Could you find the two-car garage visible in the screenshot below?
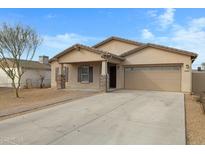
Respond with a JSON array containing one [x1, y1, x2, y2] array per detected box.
[[118, 42, 198, 93], [124, 65, 181, 92]]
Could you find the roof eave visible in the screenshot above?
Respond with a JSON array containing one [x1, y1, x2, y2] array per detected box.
[[107, 54, 125, 61], [121, 43, 198, 59], [147, 43, 198, 58], [49, 43, 125, 62], [93, 36, 144, 48]]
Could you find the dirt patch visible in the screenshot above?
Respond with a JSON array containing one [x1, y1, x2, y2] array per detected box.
[[185, 94, 205, 144], [0, 88, 99, 120]]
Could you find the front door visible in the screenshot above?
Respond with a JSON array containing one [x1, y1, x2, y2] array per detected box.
[[109, 65, 116, 88]]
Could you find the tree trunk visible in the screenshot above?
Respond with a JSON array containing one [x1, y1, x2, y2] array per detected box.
[[15, 87, 20, 98], [16, 77, 21, 98], [12, 79, 20, 98]]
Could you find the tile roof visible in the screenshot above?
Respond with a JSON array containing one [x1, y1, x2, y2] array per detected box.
[[49, 44, 125, 63], [20, 59, 50, 70], [92, 36, 144, 48], [1, 58, 50, 70], [120, 43, 198, 60], [49, 36, 198, 63]]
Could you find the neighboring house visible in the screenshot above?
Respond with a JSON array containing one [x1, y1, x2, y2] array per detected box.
[[49, 36, 197, 93], [0, 56, 51, 88]]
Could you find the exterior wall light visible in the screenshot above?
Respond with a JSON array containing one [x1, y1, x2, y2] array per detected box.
[[185, 64, 190, 72]]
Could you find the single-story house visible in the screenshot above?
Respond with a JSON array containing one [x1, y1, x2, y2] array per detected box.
[[49, 36, 198, 93], [0, 56, 51, 88]]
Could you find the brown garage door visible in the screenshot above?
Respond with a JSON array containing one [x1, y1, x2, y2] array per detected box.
[[124, 66, 181, 92]]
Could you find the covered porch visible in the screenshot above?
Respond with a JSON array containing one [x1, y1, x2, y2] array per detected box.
[[50, 44, 124, 92], [56, 59, 124, 92]]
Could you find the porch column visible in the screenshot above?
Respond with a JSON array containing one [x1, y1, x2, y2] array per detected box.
[[57, 63, 65, 89], [60, 63, 64, 75], [100, 61, 108, 92], [101, 61, 107, 75]]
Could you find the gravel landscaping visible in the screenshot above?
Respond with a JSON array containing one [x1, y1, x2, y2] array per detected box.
[[0, 88, 99, 120], [185, 94, 205, 144]]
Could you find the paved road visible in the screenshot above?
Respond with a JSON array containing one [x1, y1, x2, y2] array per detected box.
[[0, 90, 185, 144]]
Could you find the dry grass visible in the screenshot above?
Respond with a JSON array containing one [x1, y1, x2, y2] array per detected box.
[[0, 87, 99, 120], [185, 94, 205, 144]]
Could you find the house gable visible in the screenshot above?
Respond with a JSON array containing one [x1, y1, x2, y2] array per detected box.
[[49, 44, 124, 64], [123, 47, 192, 66], [93, 36, 143, 56], [121, 43, 197, 61], [57, 48, 104, 64], [122, 46, 194, 93], [95, 39, 141, 56]]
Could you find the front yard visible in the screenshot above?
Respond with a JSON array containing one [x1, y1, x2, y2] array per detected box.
[[0, 87, 99, 120], [1, 87, 205, 144], [185, 94, 205, 144]]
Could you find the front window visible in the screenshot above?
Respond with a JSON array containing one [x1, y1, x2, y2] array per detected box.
[[80, 66, 89, 83]]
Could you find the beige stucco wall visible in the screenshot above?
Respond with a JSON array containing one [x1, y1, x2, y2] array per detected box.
[[122, 47, 192, 92], [58, 48, 103, 63], [21, 68, 51, 88], [116, 64, 124, 89], [66, 62, 101, 90], [0, 68, 15, 87], [95, 40, 139, 55], [51, 61, 101, 90], [0, 67, 51, 88], [51, 61, 60, 87], [51, 47, 124, 90], [108, 57, 122, 64], [51, 48, 105, 89]]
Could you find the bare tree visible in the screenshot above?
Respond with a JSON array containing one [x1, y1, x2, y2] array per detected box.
[[0, 23, 42, 98]]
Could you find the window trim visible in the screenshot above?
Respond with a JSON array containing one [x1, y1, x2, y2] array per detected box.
[[80, 65, 90, 83]]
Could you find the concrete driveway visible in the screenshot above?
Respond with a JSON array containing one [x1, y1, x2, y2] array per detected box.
[[0, 90, 185, 145]]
